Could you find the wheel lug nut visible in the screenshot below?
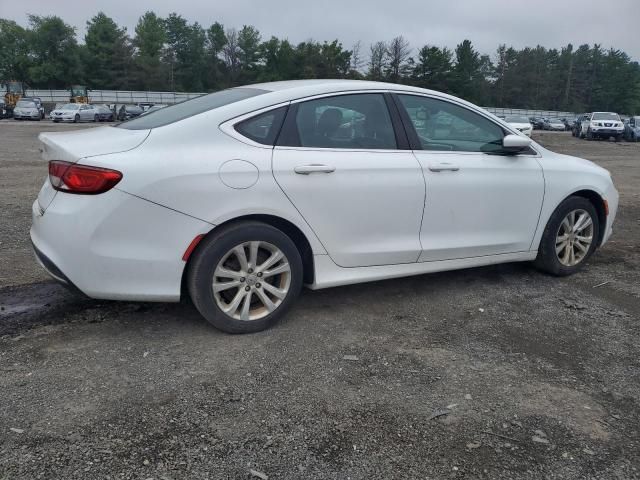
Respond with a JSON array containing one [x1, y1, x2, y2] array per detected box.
[[245, 286, 250, 292], [256, 283, 261, 288], [240, 277, 245, 282], [257, 272, 262, 277], [248, 268, 254, 274]]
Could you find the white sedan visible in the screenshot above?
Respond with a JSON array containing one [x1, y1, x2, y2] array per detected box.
[[49, 103, 100, 123], [504, 115, 533, 136], [31, 80, 619, 333]]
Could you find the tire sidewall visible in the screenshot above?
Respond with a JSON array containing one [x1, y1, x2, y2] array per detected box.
[[536, 197, 600, 276], [188, 222, 303, 333]]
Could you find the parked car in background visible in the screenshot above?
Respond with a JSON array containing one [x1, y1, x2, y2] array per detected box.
[[577, 113, 593, 138], [530, 117, 545, 130], [572, 114, 589, 137], [95, 104, 115, 122], [561, 118, 572, 131], [13, 98, 42, 120], [31, 80, 618, 334], [50, 103, 100, 123], [141, 104, 168, 116], [0, 99, 6, 119], [543, 118, 566, 131], [118, 104, 144, 121], [504, 115, 533, 136], [584, 112, 624, 141], [623, 116, 639, 142]]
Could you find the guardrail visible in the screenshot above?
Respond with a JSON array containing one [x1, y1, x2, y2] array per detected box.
[[26, 89, 205, 105], [24, 89, 578, 118], [484, 107, 577, 119]]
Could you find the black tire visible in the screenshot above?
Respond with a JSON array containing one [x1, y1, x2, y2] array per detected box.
[[94, 114, 98, 122], [74, 114, 79, 123], [187, 221, 303, 333], [586, 129, 593, 140], [534, 196, 600, 276]]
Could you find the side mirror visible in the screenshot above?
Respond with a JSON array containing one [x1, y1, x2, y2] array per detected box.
[[502, 134, 531, 154]]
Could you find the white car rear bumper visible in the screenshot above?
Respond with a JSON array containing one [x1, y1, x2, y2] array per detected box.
[[30, 187, 212, 301]]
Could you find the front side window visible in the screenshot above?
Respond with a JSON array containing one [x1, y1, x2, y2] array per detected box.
[[398, 95, 505, 153], [288, 94, 397, 150], [235, 107, 286, 145]]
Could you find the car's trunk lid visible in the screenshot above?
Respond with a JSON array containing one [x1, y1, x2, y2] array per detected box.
[[37, 126, 150, 212]]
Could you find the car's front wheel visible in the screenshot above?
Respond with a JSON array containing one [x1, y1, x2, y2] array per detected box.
[[187, 221, 303, 333], [535, 196, 600, 276]]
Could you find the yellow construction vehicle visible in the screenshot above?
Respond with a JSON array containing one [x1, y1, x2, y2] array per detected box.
[[3, 80, 26, 117], [69, 85, 89, 103]]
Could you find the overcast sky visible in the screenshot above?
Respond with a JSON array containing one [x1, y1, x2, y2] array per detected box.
[[2, 0, 638, 62]]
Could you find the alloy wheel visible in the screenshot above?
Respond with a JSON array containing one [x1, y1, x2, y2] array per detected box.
[[212, 241, 291, 321], [555, 209, 594, 266]]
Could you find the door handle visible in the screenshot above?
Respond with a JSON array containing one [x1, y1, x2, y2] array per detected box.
[[428, 162, 459, 172], [294, 164, 336, 175]]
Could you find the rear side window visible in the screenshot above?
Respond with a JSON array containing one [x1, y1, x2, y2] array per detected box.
[[235, 107, 287, 145], [280, 94, 397, 150], [118, 88, 268, 130]]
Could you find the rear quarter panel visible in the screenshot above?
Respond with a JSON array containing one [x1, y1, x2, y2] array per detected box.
[[80, 116, 327, 255]]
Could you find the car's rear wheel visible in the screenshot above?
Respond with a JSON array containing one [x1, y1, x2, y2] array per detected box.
[[74, 114, 79, 123], [187, 221, 303, 333], [94, 114, 98, 122], [535, 196, 599, 276]]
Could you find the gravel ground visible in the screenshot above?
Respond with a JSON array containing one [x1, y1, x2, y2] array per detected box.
[[1, 122, 639, 479]]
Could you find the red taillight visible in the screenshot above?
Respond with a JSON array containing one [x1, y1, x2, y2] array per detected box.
[[49, 160, 122, 194]]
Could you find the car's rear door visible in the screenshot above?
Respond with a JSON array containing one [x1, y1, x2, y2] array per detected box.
[[393, 93, 544, 262], [272, 92, 426, 268]]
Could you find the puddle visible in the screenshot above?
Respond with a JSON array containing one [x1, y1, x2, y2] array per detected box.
[[0, 282, 94, 336]]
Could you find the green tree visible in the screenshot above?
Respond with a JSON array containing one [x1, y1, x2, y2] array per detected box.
[[133, 11, 167, 90], [237, 25, 261, 83], [206, 22, 227, 88], [84, 12, 133, 89], [451, 39, 488, 103], [27, 15, 82, 88], [412, 45, 453, 92], [0, 19, 31, 82], [163, 13, 206, 91]]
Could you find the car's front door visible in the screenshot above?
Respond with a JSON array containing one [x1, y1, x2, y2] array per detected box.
[[79, 105, 90, 121], [272, 92, 426, 268], [394, 94, 545, 262]]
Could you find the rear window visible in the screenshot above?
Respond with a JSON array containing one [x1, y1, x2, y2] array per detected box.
[[118, 88, 268, 130]]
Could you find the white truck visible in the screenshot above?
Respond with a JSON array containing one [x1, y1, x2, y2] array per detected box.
[[580, 112, 624, 141]]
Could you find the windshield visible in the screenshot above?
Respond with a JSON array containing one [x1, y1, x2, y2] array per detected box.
[[505, 116, 530, 123], [16, 100, 36, 108], [118, 87, 268, 130], [592, 112, 620, 121], [60, 104, 79, 110]]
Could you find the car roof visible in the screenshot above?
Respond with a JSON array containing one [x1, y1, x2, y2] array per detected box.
[[210, 79, 492, 122], [248, 79, 437, 97]]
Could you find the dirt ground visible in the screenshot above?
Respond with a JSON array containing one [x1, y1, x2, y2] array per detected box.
[[1, 121, 639, 479]]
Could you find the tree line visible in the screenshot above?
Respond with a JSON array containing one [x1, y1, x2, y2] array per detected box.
[[1, 12, 639, 113]]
